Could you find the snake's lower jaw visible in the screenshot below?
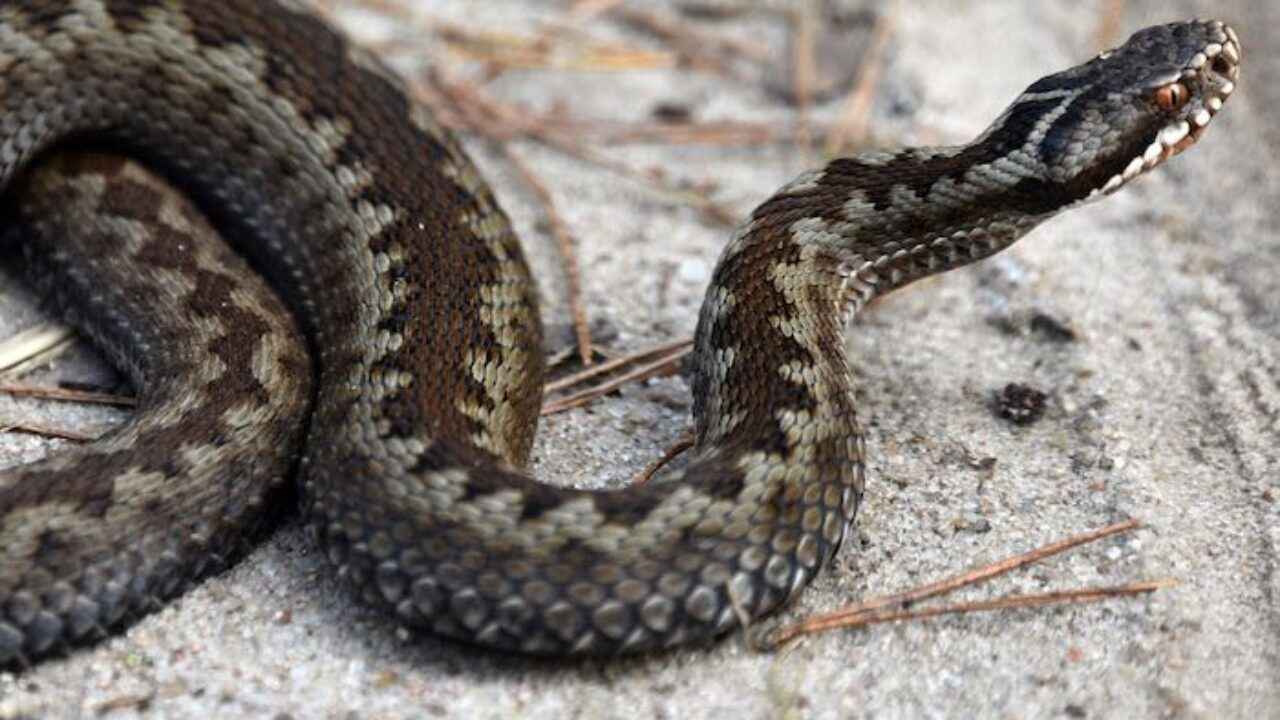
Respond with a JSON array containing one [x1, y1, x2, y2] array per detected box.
[[1171, 128, 1206, 158], [1100, 100, 1232, 197]]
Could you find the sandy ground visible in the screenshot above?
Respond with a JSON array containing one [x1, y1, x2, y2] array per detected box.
[[0, 1, 1276, 718]]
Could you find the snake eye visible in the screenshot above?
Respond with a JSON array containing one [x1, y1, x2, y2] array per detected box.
[[1154, 82, 1190, 111]]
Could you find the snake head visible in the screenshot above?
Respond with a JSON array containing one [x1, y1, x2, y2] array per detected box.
[[1005, 19, 1240, 204]]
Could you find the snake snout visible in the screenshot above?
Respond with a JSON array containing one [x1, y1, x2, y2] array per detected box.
[[1177, 22, 1241, 152], [1089, 20, 1241, 198]]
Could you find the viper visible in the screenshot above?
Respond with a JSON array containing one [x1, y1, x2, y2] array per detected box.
[[0, 2, 1240, 664]]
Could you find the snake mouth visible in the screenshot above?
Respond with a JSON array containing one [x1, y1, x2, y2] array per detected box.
[[1097, 21, 1240, 198], [1165, 23, 1240, 154]]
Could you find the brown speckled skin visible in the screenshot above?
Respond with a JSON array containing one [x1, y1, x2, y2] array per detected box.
[[0, 151, 312, 662], [0, 1, 1239, 664]]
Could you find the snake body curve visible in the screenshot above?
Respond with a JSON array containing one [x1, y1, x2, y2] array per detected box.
[[0, 2, 1240, 663]]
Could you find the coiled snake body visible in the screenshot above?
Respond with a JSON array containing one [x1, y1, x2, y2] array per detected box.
[[0, 2, 1240, 664]]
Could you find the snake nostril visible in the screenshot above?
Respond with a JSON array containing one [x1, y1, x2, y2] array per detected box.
[[1212, 56, 1232, 76]]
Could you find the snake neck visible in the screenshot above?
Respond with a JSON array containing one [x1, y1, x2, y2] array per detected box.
[[691, 145, 1052, 450]]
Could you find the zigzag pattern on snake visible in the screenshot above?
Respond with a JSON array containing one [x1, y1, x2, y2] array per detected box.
[[0, 1, 1239, 664]]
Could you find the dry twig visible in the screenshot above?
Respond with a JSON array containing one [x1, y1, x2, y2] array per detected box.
[[634, 431, 696, 484], [764, 580, 1172, 649], [1, 420, 100, 443], [1095, 0, 1129, 51], [825, 2, 898, 155], [761, 519, 1159, 649], [611, 6, 770, 77], [541, 344, 689, 415], [544, 338, 692, 395], [0, 384, 135, 407], [572, 119, 834, 146], [568, 0, 626, 20], [500, 147, 595, 366], [433, 19, 675, 72], [0, 324, 77, 378], [422, 71, 740, 226], [790, 5, 817, 158]]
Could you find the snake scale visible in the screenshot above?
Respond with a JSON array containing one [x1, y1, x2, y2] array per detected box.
[[0, 2, 1240, 664]]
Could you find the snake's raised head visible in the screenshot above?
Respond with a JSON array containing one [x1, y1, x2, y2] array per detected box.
[[997, 19, 1240, 205]]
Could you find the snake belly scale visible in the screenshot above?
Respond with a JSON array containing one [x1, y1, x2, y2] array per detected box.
[[0, 2, 1239, 663]]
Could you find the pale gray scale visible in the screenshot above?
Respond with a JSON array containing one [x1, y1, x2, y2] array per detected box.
[[775, 167, 826, 193], [450, 589, 488, 631], [763, 555, 792, 590], [846, 149, 900, 166], [592, 601, 631, 640], [684, 586, 720, 623], [570, 631, 602, 654], [639, 596, 676, 633], [544, 602, 582, 642], [919, 174, 986, 210]]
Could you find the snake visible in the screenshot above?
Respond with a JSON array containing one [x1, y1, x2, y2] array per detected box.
[[0, 2, 1240, 665]]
